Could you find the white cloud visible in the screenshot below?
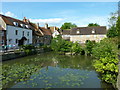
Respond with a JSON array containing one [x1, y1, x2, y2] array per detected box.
[[0, 12, 3, 14], [62, 15, 110, 28], [29, 18, 64, 27], [29, 15, 109, 28], [1, 11, 109, 28], [4, 11, 17, 17]]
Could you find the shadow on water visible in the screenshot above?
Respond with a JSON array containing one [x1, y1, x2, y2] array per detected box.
[[2, 52, 114, 89]]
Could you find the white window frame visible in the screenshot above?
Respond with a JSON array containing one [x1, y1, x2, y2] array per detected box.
[[20, 24, 24, 27], [25, 25, 29, 28], [13, 22, 18, 26], [77, 31, 80, 34]]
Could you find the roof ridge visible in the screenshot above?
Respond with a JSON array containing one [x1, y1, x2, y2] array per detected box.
[[1, 14, 29, 24]]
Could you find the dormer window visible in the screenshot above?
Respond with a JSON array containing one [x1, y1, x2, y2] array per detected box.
[[92, 29, 95, 33], [20, 24, 24, 27], [25, 25, 29, 29], [77, 31, 80, 34], [13, 22, 18, 26]]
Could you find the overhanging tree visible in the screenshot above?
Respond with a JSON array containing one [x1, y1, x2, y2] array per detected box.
[[107, 12, 118, 38], [61, 22, 77, 30], [88, 23, 100, 27]]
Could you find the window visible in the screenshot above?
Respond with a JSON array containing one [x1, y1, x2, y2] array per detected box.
[[92, 29, 95, 33], [16, 39, 18, 44], [13, 22, 16, 25], [1, 32, 4, 36], [15, 30, 18, 35], [27, 39, 29, 43], [27, 32, 29, 36], [20, 24, 24, 27], [76, 31, 80, 34], [25, 25, 29, 28], [23, 31, 24, 36], [2, 40, 4, 44], [9, 39, 12, 42], [13, 22, 18, 26]]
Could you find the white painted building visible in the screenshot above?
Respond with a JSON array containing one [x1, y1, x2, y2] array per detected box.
[[1, 14, 33, 49], [48, 25, 60, 38], [52, 29, 60, 38], [6, 25, 32, 48]]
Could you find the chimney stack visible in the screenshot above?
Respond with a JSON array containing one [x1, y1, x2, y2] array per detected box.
[[54, 26, 56, 31], [37, 23, 39, 29], [23, 17, 29, 23], [45, 23, 48, 29]]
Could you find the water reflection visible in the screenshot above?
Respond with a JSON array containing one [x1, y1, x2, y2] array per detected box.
[[2, 52, 114, 88]]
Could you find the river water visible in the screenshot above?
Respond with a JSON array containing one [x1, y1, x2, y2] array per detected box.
[[2, 52, 114, 89]]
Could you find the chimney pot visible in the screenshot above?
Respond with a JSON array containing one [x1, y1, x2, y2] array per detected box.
[[45, 23, 48, 29]]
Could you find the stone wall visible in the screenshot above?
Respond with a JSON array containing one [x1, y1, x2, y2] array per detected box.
[[1, 52, 26, 61], [1, 48, 44, 61], [70, 35, 106, 43]]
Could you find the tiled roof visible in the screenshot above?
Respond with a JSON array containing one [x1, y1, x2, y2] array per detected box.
[[70, 26, 107, 35], [49, 26, 59, 33], [1, 14, 34, 30], [29, 22, 44, 36], [61, 30, 71, 35], [34, 31, 43, 36], [39, 27, 52, 36], [49, 27, 55, 33]]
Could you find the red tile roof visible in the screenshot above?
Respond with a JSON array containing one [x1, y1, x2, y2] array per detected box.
[[49, 26, 59, 33], [1, 14, 34, 30], [39, 27, 52, 36]]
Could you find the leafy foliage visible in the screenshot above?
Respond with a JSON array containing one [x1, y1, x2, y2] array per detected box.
[[92, 38, 119, 84], [116, 16, 120, 48], [61, 22, 77, 30], [85, 40, 96, 55], [107, 26, 118, 38], [108, 12, 118, 27], [42, 45, 52, 52], [51, 35, 72, 52], [51, 35, 83, 54], [88, 23, 100, 27], [107, 12, 118, 38], [71, 42, 83, 54], [93, 56, 118, 84], [92, 38, 118, 59], [2, 62, 42, 88], [22, 45, 37, 55]]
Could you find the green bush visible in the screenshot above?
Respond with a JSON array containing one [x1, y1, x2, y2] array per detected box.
[[51, 35, 84, 54], [93, 56, 118, 84], [22, 45, 37, 55], [42, 45, 52, 52], [22, 45, 36, 50], [71, 42, 83, 54], [92, 38, 119, 85], [85, 40, 96, 55], [92, 38, 118, 59], [51, 35, 72, 52]]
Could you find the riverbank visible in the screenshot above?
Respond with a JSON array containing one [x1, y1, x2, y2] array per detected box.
[[1, 48, 44, 61]]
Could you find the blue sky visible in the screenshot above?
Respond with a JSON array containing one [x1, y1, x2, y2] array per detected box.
[[1, 2, 118, 27]]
